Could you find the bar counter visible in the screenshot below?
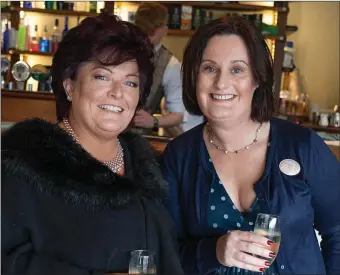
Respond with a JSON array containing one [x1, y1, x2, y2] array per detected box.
[[1, 89, 338, 158]]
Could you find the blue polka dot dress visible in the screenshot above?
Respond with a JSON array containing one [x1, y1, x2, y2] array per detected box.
[[207, 157, 280, 275]]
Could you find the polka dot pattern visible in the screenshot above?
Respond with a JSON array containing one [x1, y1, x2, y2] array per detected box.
[[205, 149, 279, 275]]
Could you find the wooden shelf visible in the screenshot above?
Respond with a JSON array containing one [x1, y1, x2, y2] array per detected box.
[[7, 49, 54, 57], [167, 29, 285, 41], [1, 89, 55, 100], [7, 6, 98, 17], [125, 1, 288, 12], [4, 32, 285, 58]]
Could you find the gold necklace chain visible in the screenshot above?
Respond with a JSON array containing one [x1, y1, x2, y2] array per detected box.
[[207, 122, 263, 154], [62, 118, 124, 173]]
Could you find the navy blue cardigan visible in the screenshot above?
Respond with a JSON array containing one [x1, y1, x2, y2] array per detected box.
[[161, 118, 340, 274]]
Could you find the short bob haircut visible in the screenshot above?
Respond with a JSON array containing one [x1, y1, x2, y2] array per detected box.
[[182, 16, 275, 122], [51, 13, 154, 121]]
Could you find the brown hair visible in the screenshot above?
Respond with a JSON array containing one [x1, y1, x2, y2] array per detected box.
[[134, 2, 168, 35], [51, 13, 154, 121], [182, 16, 275, 122]]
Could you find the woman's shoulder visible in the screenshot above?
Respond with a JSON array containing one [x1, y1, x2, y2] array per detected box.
[[271, 117, 337, 166], [165, 123, 205, 154], [2, 118, 56, 147], [271, 117, 316, 146]]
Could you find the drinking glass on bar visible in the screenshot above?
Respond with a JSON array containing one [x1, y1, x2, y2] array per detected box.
[[128, 250, 156, 274], [254, 213, 281, 265]]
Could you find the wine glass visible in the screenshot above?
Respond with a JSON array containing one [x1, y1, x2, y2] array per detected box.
[[254, 213, 282, 265], [128, 250, 156, 274]]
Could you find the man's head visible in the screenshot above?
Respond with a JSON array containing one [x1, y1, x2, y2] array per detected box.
[[135, 3, 168, 46]]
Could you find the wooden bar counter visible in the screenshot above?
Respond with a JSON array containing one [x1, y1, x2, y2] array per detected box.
[[1, 89, 56, 123], [1, 89, 338, 158]]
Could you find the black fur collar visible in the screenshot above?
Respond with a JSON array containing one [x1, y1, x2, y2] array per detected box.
[[2, 118, 167, 210]]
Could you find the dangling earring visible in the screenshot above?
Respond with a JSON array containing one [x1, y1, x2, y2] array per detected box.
[[67, 95, 72, 101]]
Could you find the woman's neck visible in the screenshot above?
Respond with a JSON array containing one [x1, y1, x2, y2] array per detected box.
[[207, 118, 261, 152], [60, 117, 119, 163]]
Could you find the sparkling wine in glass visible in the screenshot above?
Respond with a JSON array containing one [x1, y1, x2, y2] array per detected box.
[[254, 213, 281, 265], [129, 250, 156, 274]]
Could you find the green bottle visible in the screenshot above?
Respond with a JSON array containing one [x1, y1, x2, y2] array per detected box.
[[17, 15, 27, 51], [89, 1, 97, 13]]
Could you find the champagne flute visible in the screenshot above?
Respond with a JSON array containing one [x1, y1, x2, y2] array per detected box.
[[128, 250, 156, 274], [254, 213, 282, 265]]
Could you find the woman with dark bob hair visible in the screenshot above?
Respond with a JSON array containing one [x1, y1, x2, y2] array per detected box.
[[2, 13, 183, 275], [162, 16, 340, 275]]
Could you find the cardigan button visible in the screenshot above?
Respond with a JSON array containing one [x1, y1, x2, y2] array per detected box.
[[281, 265, 285, 269]]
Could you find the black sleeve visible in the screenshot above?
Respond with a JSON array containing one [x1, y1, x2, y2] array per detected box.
[[1, 174, 104, 275]]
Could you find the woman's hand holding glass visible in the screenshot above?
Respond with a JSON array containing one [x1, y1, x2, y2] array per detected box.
[[216, 230, 275, 272]]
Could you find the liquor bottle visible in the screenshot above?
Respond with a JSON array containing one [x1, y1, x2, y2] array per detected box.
[[17, 13, 26, 51], [62, 16, 69, 38], [23, 1, 32, 8], [56, 1, 63, 10], [30, 25, 40, 52], [51, 19, 61, 53], [45, 1, 55, 9], [39, 25, 50, 53], [2, 22, 9, 52], [192, 8, 201, 30], [89, 1, 97, 13]]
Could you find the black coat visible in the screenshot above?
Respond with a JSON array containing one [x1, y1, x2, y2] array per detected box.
[[1, 119, 183, 275]]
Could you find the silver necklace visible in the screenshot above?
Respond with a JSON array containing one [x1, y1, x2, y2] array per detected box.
[[207, 122, 263, 154], [63, 118, 124, 173]]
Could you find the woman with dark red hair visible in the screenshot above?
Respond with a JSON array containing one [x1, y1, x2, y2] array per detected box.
[[2, 13, 183, 275]]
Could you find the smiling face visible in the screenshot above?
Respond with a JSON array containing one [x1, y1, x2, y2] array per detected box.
[[64, 60, 140, 139], [197, 34, 258, 124]]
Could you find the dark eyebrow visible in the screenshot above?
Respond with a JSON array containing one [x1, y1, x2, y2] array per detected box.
[[92, 65, 113, 73], [201, 59, 217, 64], [126, 73, 139, 78], [201, 59, 249, 67], [231, 60, 249, 66]]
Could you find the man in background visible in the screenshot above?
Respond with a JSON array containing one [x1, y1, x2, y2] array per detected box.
[[132, 2, 203, 137]]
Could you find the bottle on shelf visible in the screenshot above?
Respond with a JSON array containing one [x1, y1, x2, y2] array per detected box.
[[192, 8, 202, 30], [51, 19, 61, 53], [63, 1, 74, 11], [44, 1, 55, 9], [56, 1, 63, 10], [30, 25, 40, 52], [39, 25, 50, 53], [17, 12, 27, 51], [1, 1, 10, 8], [2, 21, 9, 52], [24, 17, 31, 51], [8, 25, 17, 50], [168, 6, 181, 29], [89, 1, 97, 13], [62, 16, 69, 38], [23, 1, 32, 8]]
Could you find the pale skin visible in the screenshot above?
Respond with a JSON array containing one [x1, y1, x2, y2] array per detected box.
[[197, 34, 274, 272], [60, 60, 141, 176], [132, 25, 183, 129]]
